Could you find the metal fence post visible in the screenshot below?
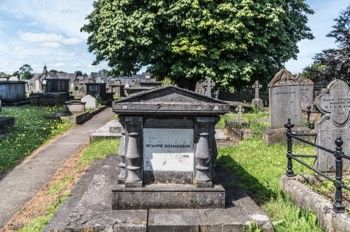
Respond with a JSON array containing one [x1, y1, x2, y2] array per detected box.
[[285, 119, 295, 177], [333, 137, 345, 213]]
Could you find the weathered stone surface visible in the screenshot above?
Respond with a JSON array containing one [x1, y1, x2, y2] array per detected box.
[[268, 69, 303, 129], [65, 100, 86, 114], [44, 155, 148, 232], [112, 183, 225, 210], [263, 69, 307, 144], [113, 86, 229, 116], [0, 81, 26, 103], [281, 175, 350, 232], [314, 79, 350, 172], [47, 155, 272, 231], [61, 112, 91, 124], [297, 74, 314, 111], [30, 92, 71, 106], [81, 94, 97, 109], [86, 83, 108, 100]]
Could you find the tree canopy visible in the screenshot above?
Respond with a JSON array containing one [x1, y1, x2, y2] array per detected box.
[[82, 0, 314, 91], [18, 64, 33, 80], [304, 5, 350, 83]]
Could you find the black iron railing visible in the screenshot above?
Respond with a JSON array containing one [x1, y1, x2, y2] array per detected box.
[[285, 119, 350, 213]]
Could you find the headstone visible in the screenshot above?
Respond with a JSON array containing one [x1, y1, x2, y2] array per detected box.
[[95, 76, 103, 83], [235, 105, 245, 120], [314, 79, 350, 172], [112, 86, 229, 209], [195, 81, 205, 95], [251, 80, 264, 110], [202, 77, 215, 97], [81, 95, 97, 109], [263, 69, 309, 144], [297, 74, 314, 111]]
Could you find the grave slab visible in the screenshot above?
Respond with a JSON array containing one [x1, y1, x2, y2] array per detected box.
[[112, 183, 225, 210], [46, 156, 272, 232]]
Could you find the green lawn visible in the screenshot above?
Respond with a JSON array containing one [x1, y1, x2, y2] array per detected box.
[[0, 105, 74, 175], [3, 106, 325, 231], [218, 110, 322, 231]]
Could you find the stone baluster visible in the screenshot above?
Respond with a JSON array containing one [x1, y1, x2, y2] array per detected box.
[[125, 116, 143, 187], [117, 116, 126, 184], [194, 117, 213, 188]]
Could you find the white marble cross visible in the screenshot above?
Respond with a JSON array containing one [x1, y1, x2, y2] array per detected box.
[[235, 105, 245, 120]]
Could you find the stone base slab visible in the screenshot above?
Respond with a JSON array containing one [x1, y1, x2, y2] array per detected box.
[[112, 183, 225, 210], [45, 155, 272, 231], [61, 112, 91, 124]]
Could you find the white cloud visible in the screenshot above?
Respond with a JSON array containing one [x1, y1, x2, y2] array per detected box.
[[42, 42, 61, 48], [62, 37, 82, 45], [52, 62, 65, 67], [19, 32, 82, 46], [0, 0, 94, 39]]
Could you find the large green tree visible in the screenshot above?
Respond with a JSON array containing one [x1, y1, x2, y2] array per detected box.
[[82, 0, 313, 91]]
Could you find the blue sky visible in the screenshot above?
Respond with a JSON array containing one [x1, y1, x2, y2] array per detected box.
[[0, 0, 349, 75]]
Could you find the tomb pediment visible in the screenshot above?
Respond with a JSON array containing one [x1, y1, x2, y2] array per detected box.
[[112, 86, 229, 115], [268, 69, 297, 87]]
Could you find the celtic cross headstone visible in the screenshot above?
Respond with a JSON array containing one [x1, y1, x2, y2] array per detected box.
[[202, 78, 215, 97], [235, 105, 245, 120], [251, 80, 263, 110]]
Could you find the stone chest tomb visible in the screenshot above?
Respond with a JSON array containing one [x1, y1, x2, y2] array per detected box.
[[112, 86, 229, 209]]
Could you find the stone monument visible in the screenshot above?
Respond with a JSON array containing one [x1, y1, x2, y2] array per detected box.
[[251, 80, 264, 110], [314, 79, 350, 172], [235, 105, 245, 120], [112, 86, 229, 209], [202, 77, 215, 97], [263, 69, 309, 144]]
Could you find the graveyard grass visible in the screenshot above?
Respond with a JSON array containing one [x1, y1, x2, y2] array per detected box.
[[217, 111, 322, 231], [4, 107, 325, 231], [0, 106, 74, 175]]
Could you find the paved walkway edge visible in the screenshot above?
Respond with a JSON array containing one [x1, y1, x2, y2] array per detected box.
[[0, 108, 115, 228]]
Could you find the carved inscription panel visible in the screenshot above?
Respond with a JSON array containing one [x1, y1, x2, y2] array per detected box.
[[270, 85, 302, 128], [316, 80, 350, 126], [143, 128, 194, 172]]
